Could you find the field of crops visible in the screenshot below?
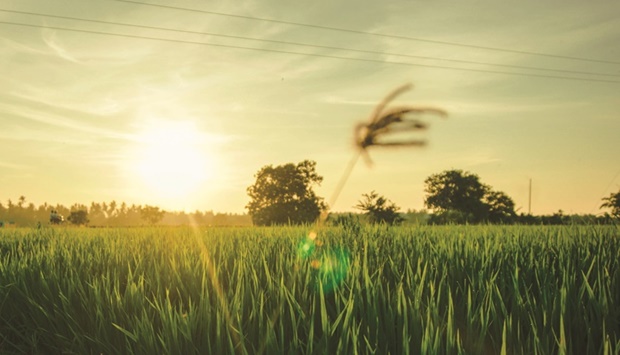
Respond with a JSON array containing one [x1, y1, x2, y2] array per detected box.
[[0, 225, 619, 354]]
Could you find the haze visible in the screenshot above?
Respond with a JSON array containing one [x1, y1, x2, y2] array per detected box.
[[1, 0, 618, 215]]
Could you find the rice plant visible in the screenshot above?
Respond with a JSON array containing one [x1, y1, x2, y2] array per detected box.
[[0, 225, 618, 354]]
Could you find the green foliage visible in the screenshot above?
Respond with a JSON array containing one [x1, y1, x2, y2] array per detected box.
[[601, 190, 620, 218], [327, 213, 363, 235], [67, 210, 89, 225], [484, 190, 517, 224], [246, 160, 327, 226], [401, 209, 430, 225], [516, 211, 615, 225], [0, 225, 619, 354], [428, 209, 473, 225], [355, 191, 403, 225], [424, 169, 516, 224], [140, 205, 165, 225], [424, 170, 488, 222], [0, 197, 254, 227]]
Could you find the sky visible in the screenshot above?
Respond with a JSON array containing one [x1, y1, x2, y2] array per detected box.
[[1, 0, 619, 215]]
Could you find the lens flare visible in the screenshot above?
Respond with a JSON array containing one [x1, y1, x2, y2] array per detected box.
[[298, 232, 351, 293], [297, 237, 316, 259], [312, 248, 350, 293]]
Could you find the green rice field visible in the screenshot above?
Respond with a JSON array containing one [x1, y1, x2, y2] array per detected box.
[[1, 225, 619, 354]]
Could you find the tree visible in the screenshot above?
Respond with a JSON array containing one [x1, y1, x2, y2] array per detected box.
[[89, 202, 107, 226], [424, 169, 516, 224], [355, 191, 403, 225], [140, 205, 165, 225], [67, 210, 89, 225], [601, 190, 620, 218], [424, 170, 489, 223], [108, 200, 117, 217], [246, 160, 326, 226], [18, 195, 26, 208], [484, 190, 517, 223]]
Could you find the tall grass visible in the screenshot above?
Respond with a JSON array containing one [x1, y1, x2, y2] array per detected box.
[[0, 225, 618, 354]]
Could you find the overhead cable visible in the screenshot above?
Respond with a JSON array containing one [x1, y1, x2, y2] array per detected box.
[[106, 0, 620, 65], [2, 9, 618, 78], [1, 20, 619, 84]]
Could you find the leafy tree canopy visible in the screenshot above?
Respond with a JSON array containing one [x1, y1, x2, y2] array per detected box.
[[140, 205, 165, 225], [355, 191, 403, 225], [67, 210, 89, 225], [424, 169, 516, 224], [246, 160, 326, 226], [601, 190, 620, 218], [484, 190, 517, 224]]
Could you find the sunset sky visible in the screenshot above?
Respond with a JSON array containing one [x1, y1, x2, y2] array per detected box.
[[1, 0, 619, 215]]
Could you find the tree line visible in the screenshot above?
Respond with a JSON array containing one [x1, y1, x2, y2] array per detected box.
[[246, 160, 619, 226], [0, 198, 251, 227], [2, 160, 617, 227]]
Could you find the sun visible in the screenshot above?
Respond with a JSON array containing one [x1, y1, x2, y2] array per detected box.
[[130, 121, 216, 202]]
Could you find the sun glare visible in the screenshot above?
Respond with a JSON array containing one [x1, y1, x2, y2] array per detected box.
[[130, 121, 216, 203]]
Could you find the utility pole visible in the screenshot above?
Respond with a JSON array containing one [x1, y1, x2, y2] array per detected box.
[[528, 178, 532, 215]]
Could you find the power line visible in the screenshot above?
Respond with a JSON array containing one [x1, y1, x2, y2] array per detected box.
[[2, 8, 619, 78], [2, 20, 620, 84], [106, 0, 620, 65]]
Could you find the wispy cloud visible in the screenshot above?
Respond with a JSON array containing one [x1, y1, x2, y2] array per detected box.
[[0, 101, 133, 142], [11, 87, 124, 117], [41, 28, 82, 63], [0, 36, 48, 56], [462, 155, 503, 167], [441, 99, 590, 117], [321, 95, 377, 106]]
